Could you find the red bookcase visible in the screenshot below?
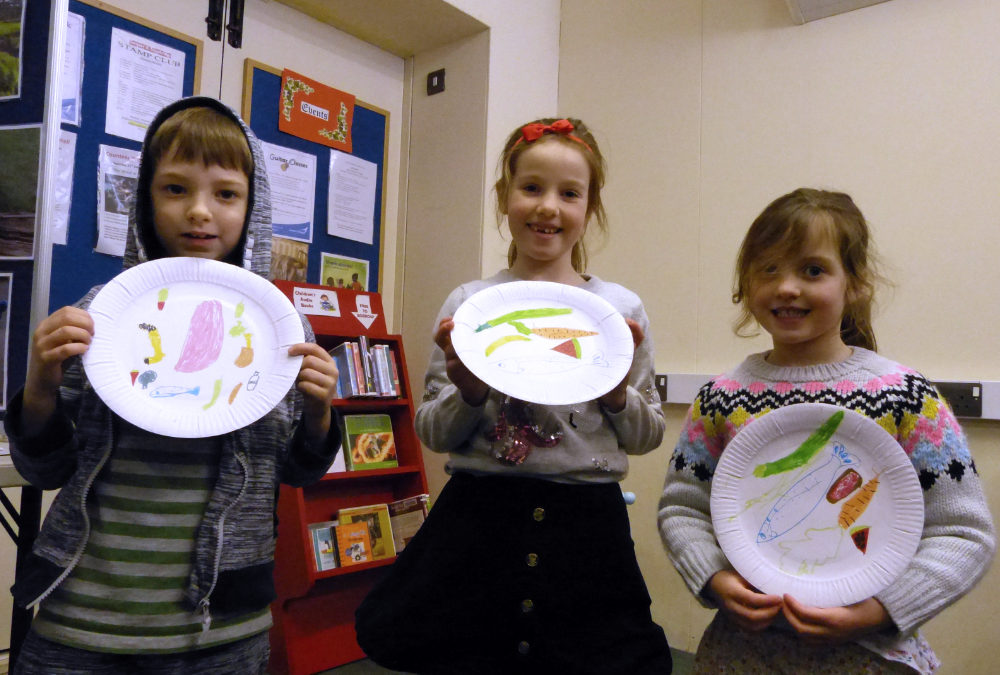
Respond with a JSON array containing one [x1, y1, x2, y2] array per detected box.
[[269, 282, 429, 675]]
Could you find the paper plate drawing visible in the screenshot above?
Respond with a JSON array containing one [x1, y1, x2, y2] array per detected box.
[[710, 402, 923, 607], [450, 281, 633, 405], [83, 257, 305, 438]]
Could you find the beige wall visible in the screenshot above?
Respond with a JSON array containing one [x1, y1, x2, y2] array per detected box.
[[559, 0, 1000, 672], [404, 0, 563, 499]]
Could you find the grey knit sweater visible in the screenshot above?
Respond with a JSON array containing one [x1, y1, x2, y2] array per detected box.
[[415, 269, 665, 484]]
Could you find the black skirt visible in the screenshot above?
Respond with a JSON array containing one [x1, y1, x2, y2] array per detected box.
[[355, 472, 672, 675]]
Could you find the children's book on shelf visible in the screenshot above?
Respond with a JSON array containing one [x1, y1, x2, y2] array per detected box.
[[342, 413, 398, 470], [308, 520, 340, 572], [338, 503, 396, 560], [357, 335, 378, 395], [328, 342, 360, 398], [387, 494, 430, 553], [327, 340, 400, 399], [335, 520, 372, 567]]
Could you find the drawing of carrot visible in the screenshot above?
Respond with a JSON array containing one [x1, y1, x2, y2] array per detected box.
[[475, 308, 572, 332], [234, 333, 254, 367], [838, 474, 880, 529], [753, 410, 845, 478]]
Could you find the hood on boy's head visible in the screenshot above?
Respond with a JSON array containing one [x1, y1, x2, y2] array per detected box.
[[125, 96, 273, 278]]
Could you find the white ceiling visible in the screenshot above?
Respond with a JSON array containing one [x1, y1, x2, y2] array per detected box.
[[271, 0, 487, 57]]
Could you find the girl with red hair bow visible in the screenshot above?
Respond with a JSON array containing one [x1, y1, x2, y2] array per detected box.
[[355, 118, 673, 674]]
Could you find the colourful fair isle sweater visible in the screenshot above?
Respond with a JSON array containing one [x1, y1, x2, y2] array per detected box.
[[658, 348, 995, 674]]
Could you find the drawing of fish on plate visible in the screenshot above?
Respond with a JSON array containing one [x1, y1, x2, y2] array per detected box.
[[745, 410, 884, 574]]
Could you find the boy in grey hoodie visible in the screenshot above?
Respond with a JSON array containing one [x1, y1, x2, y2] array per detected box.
[[5, 97, 340, 674]]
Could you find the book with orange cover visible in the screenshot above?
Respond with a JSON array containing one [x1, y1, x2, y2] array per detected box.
[[338, 503, 396, 560], [335, 520, 371, 566]]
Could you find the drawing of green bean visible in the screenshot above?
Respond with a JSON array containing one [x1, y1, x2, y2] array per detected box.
[[752, 410, 845, 478], [202, 379, 223, 411], [475, 307, 572, 332], [485, 334, 531, 356]]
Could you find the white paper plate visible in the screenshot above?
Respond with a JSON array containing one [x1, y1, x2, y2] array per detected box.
[[710, 402, 923, 607], [450, 281, 633, 405], [83, 257, 305, 438]]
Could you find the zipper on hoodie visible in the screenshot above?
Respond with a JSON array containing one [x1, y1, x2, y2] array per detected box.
[[199, 448, 250, 632], [28, 424, 116, 609]]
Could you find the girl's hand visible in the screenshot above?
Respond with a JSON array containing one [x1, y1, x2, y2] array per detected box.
[[435, 317, 488, 406], [288, 342, 339, 439], [782, 594, 892, 646], [598, 318, 642, 413], [22, 307, 94, 436], [706, 570, 783, 632]]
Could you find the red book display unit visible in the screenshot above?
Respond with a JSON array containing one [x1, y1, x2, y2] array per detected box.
[[269, 282, 429, 675]]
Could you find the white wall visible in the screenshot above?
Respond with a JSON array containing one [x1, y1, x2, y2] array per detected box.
[[559, 1, 1000, 672]]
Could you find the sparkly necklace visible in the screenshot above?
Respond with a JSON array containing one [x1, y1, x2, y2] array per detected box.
[[486, 396, 562, 465]]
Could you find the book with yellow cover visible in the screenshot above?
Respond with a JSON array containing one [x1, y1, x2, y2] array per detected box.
[[338, 503, 396, 560], [335, 520, 371, 567]]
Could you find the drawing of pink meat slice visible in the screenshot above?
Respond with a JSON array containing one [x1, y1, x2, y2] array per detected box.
[[175, 300, 224, 372]]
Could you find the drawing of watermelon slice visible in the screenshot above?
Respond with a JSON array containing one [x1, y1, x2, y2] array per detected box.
[[551, 338, 582, 359], [850, 525, 870, 554]]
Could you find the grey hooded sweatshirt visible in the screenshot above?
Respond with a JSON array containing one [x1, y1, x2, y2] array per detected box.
[[5, 96, 339, 623]]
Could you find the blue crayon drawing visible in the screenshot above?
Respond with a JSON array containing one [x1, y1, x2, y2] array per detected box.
[[137, 370, 157, 389], [149, 385, 201, 398], [757, 443, 858, 544]]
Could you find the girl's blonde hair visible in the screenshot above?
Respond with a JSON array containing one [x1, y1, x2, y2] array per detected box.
[[732, 188, 884, 351], [494, 117, 607, 273]]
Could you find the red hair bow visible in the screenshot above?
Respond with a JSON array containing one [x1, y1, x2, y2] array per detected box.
[[515, 119, 591, 151]]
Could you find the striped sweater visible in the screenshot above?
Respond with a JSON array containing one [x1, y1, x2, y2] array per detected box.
[[658, 348, 995, 671]]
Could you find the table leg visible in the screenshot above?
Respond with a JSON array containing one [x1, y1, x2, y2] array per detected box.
[[9, 486, 42, 670]]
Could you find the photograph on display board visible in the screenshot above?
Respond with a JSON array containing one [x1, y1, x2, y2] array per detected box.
[[0, 124, 39, 259], [0, 0, 24, 100], [321, 252, 368, 291], [0, 272, 10, 409], [270, 236, 309, 282]]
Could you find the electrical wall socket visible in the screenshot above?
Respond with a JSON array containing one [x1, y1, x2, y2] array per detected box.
[[654, 374, 668, 402], [933, 381, 982, 418]]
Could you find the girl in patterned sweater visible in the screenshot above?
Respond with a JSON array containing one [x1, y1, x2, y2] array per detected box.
[[658, 188, 995, 673]]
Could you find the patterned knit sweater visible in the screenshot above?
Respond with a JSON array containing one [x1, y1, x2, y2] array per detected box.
[[658, 348, 995, 670]]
